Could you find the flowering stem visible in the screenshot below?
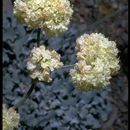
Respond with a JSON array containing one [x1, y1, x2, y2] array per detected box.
[[13, 29, 41, 109], [13, 80, 37, 109]]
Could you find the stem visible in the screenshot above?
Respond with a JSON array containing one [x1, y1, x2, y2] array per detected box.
[[13, 29, 41, 109], [61, 64, 75, 69], [37, 28, 41, 47], [13, 80, 37, 109]]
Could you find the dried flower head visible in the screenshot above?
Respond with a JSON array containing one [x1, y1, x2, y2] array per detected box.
[[14, 0, 73, 36], [3, 104, 20, 130], [27, 45, 63, 82], [70, 33, 120, 91]]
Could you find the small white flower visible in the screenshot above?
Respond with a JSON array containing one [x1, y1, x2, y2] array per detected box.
[[27, 61, 36, 70]]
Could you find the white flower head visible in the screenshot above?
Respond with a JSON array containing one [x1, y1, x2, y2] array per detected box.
[[70, 33, 120, 91], [27, 45, 63, 82], [14, 0, 73, 36]]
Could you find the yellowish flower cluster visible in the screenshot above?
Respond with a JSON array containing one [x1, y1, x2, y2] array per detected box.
[[14, 0, 73, 36], [27, 45, 63, 82], [3, 104, 20, 130], [70, 33, 120, 91]]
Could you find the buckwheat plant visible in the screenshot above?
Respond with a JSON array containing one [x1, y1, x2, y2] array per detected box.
[[3, 0, 122, 128]]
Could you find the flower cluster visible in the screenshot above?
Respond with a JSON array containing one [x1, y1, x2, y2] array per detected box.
[[3, 104, 20, 130], [70, 33, 120, 91], [27, 45, 63, 82], [14, 0, 73, 36]]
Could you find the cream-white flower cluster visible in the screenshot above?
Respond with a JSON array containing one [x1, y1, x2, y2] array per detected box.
[[27, 45, 63, 82], [14, 0, 73, 36], [3, 104, 20, 130], [70, 33, 120, 91]]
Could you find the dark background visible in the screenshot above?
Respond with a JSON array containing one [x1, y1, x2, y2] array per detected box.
[[3, 0, 128, 130]]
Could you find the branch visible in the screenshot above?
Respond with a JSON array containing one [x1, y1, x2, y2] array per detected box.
[[13, 80, 37, 109], [61, 64, 75, 69]]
